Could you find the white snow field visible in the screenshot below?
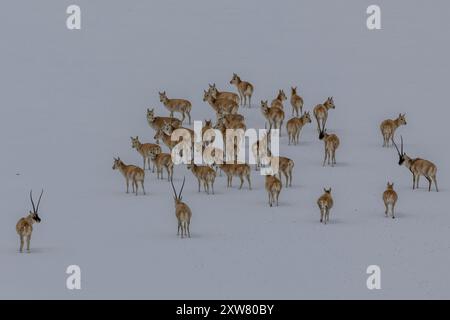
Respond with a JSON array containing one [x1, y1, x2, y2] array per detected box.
[[1, 0, 450, 299]]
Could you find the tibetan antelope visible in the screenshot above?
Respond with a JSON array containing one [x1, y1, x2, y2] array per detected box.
[[313, 97, 335, 136], [286, 111, 311, 145], [265, 175, 282, 207], [317, 188, 333, 224], [393, 136, 438, 192], [270, 156, 294, 187], [187, 164, 216, 194], [130, 136, 161, 172], [219, 164, 252, 190], [208, 83, 240, 104], [112, 157, 145, 195], [380, 113, 407, 147], [159, 91, 192, 124], [170, 177, 192, 238], [320, 129, 340, 167], [154, 129, 178, 150], [290, 86, 304, 117], [147, 108, 181, 133], [383, 182, 398, 219], [218, 113, 246, 131], [149, 149, 174, 181], [271, 89, 287, 110], [251, 132, 269, 171], [16, 190, 43, 252], [203, 90, 239, 117], [261, 100, 285, 130], [230, 73, 254, 107]]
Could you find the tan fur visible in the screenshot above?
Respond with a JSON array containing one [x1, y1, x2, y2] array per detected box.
[[230, 73, 254, 107], [383, 182, 398, 218], [380, 114, 406, 147], [317, 188, 333, 224], [270, 156, 294, 187], [313, 97, 335, 133], [131, 136, 161, 172], [208, 83, 240, 105], [112, 158, 145, 195], [147, 108, 181, 133], [219, 164, 252, 189], [16, 190, 42, 253], [320, 131, 340, 167], [149, 150, 174, 181], [290, 86, 304, 117], [261, 100, 285, 130], [154, 129, 179, 150], [286, 111, 311, 145], [265, 175, 282, 207], [171, 178, 192, 238], [159, 91, 192, 124], [203, 90, 239, 116], [218, 114, 246, 131], [271, 89, 287, 110], [187, 164, 216, 194]]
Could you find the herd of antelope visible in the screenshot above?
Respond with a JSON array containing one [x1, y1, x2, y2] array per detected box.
[[16, 74, 440, 251]]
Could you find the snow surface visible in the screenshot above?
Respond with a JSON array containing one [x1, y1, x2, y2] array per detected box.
[[1, 0, 450, 299]]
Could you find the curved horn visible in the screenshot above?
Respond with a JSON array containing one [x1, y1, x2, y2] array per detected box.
[[178, 176, 186, 199], [35, 189, 43, 213], [30, 190, 36, 213], [170, 178, 177, 199], [400, 135, 404, 155], [392, 138, 401, 156]]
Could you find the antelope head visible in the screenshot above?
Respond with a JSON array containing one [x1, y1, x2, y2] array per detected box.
[[29, 189, 43, 223], [392, 136, 407, 166]]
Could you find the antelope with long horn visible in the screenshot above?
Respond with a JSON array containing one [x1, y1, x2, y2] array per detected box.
[[170, 177, 192, 238], [319, 129, 340, 167], [393, 136, 438, 192], [16, 190, 43, 252], [313, 97, 335, 137]]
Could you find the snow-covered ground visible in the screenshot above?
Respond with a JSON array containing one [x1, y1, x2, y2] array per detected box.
[[1, 0, 450, 299]]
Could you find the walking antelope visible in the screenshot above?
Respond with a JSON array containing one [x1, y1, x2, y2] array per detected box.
[[159, 91, 192, 124], [149, 149, 174, 181], [130, 136, 161, 172], [319, 129, 340, 167], [383, 182, 398, 219], [147, 108, 181, 132], [16, 190, 43, 252], [261, 100, 285, 130], [380, 113, 407, 147], [286, 111, 311, 145], [230, 73, 254, 107], [208, 83, 240, 105], [203, 90, 239, 117], [393, 136, 438, 192], [170, 177, 192, 238], [187, 164, 216, 194], [270, 156, 294, 187], [313, 97, 335, 136], [112, 157, 146, 195], [265, 175, 282, 207], [219, 164, 252, 190], [317, 188, 333, 224], [271, 89, 287, 110], [290, 86, 304, 117]]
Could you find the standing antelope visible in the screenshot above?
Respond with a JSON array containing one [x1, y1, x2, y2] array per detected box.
[[112, 157, 146, 195], [319, 129, 340, 167], [313, 97, 335, 135], [170, 177, 192, 238], [154, 128, 178, 151], [130, 136, 161, 172], [219, 164, 252, 190], [149, 149, 174, 181], [16, 190, 43, 253], [393, 136, 438, 192], [271, 89, 287, 110], [261, 100, 285, 130], [187, 164, 216, 194], [383, 182, 398, 219], [265, 175, 282, 207], [290, 86, 304, 117], [147, 108, 181, 132], [270, 156, 294, 187], [317, 188, 333, 224], [203, 90, 239, 117], [208, 83, 240, 105], [380, 113, 407, 147], [230, 73, 254, 107], [286, 111, 311, 145], [159, 91, 192, 124]]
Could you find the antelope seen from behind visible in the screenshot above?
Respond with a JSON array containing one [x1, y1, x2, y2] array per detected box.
[[208, 83, 240, 105], [230, 73, 254, 107], [131, 136, 161, 172], [159, 91, 192, 124], [112, 157, 145, 195], [290, 86, 304, 117], [187, 164, 216, 194], [16, 190, 43, 253], [313, 97, 335, 135], [380, 113, 407, 147], [265, 175, 282, 207], [320, 129, 340, 167], [383, 182, 398, 219], [286, 111, 311, 145], [171, 177, 192, 238], [317, 188, 333, 224], [271, 89, 287, 110]]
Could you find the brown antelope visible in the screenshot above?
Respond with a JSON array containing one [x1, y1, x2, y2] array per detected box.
[[393, 136, 438, 192], [317, 188, 333, 224], [159, 91, 192, 124], [261, 100, 285, 130], [313, 97, 335, 135], [218, 113, 245, 125], [230, 73, 254, 107], [380, 113, 407, 147], [286, 111, 312, 145], [149, 149, 174, 181], [130, 136, 161, 172], [219, 163, 252, 190], [271, 89, 287, 110], [251, 132, 271, 171], [218, 114, 246, 131], [154, 129, 178, 150], [202, 119, 213, 139], [187, 163, 216, 194], [319, 129, 340, 167], [383, 182, 398, 219], [170, 177, 192, 238], [208, 83, 240, 105], [265, 175, 282, 207], [203, 90, 239, 116], [290, 86, 304, 117], [147, 108, 181, 132], [16, 190, 43, 252], [270, 156, 294, 187], [112, 157, 145, 195]]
